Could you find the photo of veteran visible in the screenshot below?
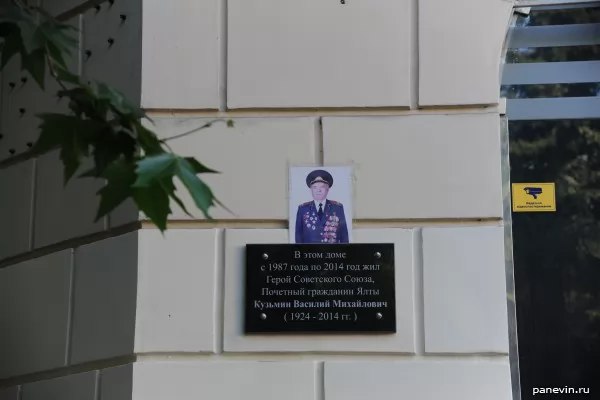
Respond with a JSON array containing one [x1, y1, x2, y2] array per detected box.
[[294, 169, 350, 244]]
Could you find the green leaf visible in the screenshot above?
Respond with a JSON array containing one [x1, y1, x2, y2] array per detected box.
[[1, 27, 23, 68], [77, 167, 98, 178], [158, 176, 192, 217], [0, 22, 16, 38], [37, 113, 81, 127], [35, 114, 90, 184], [60, 87, 105, 119], [18, 20, 45, 55], [57, 24, 79, 33], [135, 123, 163, 155], [95, 160, 136, 221], [93, 131, 137, 177], [214, 196, 236, 217], [53, 64, 80, 84], [184, 157, 219, 174], [86, 135, 114, 173], [58, 87, 91, 100], [133, 183, 171, 231], [72, 119, 107, 146], [33, 113, 79, 154], [17, 11, 78, 58], [46, 23, 78, 56], [95, 82, 145, 118], [0, 5, 28, 25], [226, 119, 234, 128], [60, 129, 85, 184], [175, 157, 215, 218], [46, 40, 67, 69], [21, 48, 46, 89], [169, 189, 192, 217], [133, 153, 176, 188]]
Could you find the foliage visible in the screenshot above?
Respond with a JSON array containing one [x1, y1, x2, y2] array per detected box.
[[0, 0, 231, 231]]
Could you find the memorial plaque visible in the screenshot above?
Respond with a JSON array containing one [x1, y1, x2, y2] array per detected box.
[[245, 243, 396, 333]]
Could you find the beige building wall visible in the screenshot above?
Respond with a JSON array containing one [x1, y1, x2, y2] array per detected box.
[[0, 0, 516, 398]]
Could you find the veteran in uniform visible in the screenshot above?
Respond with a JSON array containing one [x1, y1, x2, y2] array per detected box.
[[295, 169, 349, 244]]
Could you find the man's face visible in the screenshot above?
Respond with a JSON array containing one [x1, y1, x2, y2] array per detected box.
[[310, 182, 329, 202]]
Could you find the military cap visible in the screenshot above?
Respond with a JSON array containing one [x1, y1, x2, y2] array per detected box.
[[306, 169, 333, 187]]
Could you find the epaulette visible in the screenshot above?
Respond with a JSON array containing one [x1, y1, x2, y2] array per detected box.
[[329, 200, 341, 205], [300, 201, 312, 206]]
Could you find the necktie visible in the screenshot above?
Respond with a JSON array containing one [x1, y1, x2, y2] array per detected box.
[[318, 203, 323, 220]]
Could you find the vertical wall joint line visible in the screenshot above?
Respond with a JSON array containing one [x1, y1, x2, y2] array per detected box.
[[410, 0, 419, 109], [214, 229, 226, 353], [94, 370, 101, 400], [316, 361, 325, 400], [414, 228, 425, 355], [28, 158, 37, 252], [65, 249, 76, 366], [218, 0, 228, 111], [315, 117, 324, 166]]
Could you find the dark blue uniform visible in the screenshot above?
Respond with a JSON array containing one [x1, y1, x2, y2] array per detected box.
[[295, 200, 349, 243]]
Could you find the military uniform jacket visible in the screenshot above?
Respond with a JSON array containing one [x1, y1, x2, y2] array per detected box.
[[295, 200, 349, 243]]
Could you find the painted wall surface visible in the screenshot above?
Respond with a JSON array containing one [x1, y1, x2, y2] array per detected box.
[[0, 0, 515, 398]]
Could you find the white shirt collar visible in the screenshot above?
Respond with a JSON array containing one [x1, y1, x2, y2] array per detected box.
[[314, 199, 327, 210]]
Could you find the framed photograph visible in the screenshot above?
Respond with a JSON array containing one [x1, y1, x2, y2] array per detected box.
[[289, 166, 353, 244]]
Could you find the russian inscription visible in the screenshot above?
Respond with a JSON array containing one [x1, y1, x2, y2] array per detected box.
[[245, 243, 396, 333]]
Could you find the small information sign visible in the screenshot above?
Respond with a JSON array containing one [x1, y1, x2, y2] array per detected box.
[[244, 243, 396, 333], [512, 182, 557, 212]]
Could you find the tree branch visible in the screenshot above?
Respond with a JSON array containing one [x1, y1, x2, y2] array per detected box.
[[161, 119, 231, 143]]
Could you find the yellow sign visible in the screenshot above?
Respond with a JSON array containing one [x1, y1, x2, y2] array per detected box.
[[512, 183, 556, 212]]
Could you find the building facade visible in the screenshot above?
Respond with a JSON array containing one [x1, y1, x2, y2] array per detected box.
[[0, 0, 598, 399]]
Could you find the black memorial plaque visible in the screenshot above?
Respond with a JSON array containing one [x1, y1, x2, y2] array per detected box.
[[245, 243, 396, 333]]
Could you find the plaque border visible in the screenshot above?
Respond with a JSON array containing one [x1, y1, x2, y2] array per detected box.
[[244, 243, 397, 334]]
